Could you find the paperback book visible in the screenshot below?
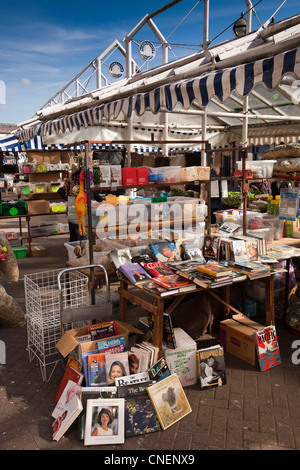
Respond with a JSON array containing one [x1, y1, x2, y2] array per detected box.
[[117, 381, 161, 437], [197, 345, 227, 390], [114, 371, 150, 387], [146, 373, 192, 430], [87, 353, 107, 387], [197, 262, 232, 279], [142, 280, 177, 297], [143, 261, 174, 277], [254, 325, 282, 371], [54, 365, 84, 403], [52, 380, 82, 420], [153, 273, 196, 292]]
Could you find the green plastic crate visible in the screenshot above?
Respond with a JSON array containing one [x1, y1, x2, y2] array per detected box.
[[0, 201, 27, 216], [12, 246, 27, 259]]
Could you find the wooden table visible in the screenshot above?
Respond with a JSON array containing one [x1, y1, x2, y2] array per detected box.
[[118, 274, 276, 351]]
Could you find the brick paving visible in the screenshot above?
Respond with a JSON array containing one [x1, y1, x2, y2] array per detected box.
[[0, 233, 300, 452]]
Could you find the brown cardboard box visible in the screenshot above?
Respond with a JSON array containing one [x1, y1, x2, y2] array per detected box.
[[56, 321, 143, 362], [220, 314, 265, 366], [31, 245, 47, 257], [27, 200, 50, 215]]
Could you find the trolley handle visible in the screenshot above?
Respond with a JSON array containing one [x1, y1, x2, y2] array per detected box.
[[57, 264, 110, 303]]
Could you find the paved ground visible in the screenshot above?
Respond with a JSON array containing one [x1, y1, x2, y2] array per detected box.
[[0, 222, 299, 452]]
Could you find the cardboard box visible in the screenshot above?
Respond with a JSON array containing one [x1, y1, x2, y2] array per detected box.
[[27, 200, 50, 215], [56, 320, 143, 362], [31, 245, 47, 257], [220, 314, 264, 366]]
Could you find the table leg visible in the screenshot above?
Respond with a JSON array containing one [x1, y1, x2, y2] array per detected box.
[[119, 280, 128, 322], [152, 298, 164, 352], [265, 275, 275, 326]]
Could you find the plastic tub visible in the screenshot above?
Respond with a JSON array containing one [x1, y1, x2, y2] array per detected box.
[[33, 183, 47, 194], [163, 166, 181, 183], [247, 227, 275, 242], [64, 240, 113, 269], [236, 160, 276, 178], [12, 246, 27, 259], [18, 162, 36, 174], [50, 202, 67, 213]]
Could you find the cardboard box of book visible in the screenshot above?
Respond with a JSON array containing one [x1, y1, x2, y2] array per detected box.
[[220, 314, 265, 366], [163, 328, 197, 387], [56, 320, 143, 363]]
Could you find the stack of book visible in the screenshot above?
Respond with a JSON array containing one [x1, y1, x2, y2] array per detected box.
[[193, 262, 233, 288], [229, 260, 271, 279]]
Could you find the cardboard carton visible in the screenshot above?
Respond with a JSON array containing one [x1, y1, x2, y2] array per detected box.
[[220, 314, 265, 366], [27, 200, 50, 215], [56, 320, 143, 363], [31, 245, 47, 257]]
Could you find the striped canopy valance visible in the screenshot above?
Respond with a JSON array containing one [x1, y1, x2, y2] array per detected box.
[[15, 47, 300, 143]]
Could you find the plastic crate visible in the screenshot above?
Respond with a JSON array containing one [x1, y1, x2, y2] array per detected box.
[[12, 245, 27, 258], [0, 201, 27, 216]]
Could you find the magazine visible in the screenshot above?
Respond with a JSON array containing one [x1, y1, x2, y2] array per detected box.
[[143, 261, 174, 277], [87, 353, 107, 387], [52, 393, 83, 442]]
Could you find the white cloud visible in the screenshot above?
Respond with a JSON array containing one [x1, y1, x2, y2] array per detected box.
[[20, 78, 32, 86]]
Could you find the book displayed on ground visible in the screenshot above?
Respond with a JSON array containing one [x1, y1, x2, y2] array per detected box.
[[181, 241, 206, 263], [87, 353, 107, 387], [196, 262, 232, 279], [163, 312, 177, 349], [52, 393, 83, 442], [203, 235, 221, 260], [54, 365, 84, 403], [119, 263, 151, 285], [84, 398, 125, 446], [109, 248, 132, 269], [114, 371, 150, 387], [52, 380, 82, 420], [150, 241, 182, 263], [254, 325, 282, 371], [105, 351, 130, 385], [148, 357, 171, 382], [78, 386, 117, 440], [197, 345, 227, 390], [117, 381, 161, 437], [146, 373, 192, 430], [87, 320, 117, 341]]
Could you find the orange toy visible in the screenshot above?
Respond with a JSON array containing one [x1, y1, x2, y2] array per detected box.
[[74, 170, 87, 236]]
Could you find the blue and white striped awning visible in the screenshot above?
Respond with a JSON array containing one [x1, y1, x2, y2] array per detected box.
[[14, 47, 300, 143], [0, 135, 43, 151]]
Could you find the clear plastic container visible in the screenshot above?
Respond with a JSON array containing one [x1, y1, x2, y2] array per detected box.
[[247, 227, 275, 242], [18, 162, 36, 174], [163, 166, 181, 183], [33, 183, 48, 194], [235, 160, 277, 178]]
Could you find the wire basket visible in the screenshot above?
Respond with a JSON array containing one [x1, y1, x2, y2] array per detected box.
[[24, 268, 90, 382]]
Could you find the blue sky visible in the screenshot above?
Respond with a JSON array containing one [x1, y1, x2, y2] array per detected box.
[[0, 0, 299, 125]]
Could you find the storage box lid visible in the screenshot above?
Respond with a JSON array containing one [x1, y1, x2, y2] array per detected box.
[[221, 314, 264, 336]]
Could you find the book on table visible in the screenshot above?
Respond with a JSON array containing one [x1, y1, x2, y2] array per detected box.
[[196, 262, 232, 279], [119, 263, 151, 285], [180, 240, 206, 264], [149, 241, 182, 264], [109, 248, 132, 269]]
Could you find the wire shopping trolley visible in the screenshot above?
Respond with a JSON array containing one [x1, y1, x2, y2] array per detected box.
[[25, 264, 112, 381]]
